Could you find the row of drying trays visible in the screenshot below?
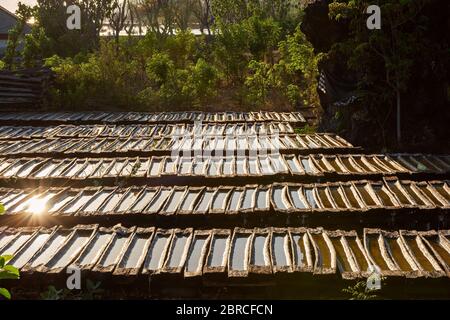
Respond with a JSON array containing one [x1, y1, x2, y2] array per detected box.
[[0, 111, 306, 124], [0, 154, 447, 181], [0, 123, 295, 139], [0, 224, 449, 279], [0, 133, 354, 156], [0, 180, 448, 217]]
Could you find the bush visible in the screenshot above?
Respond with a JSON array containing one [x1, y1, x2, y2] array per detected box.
[[213, 16, 282, 85], [17, 0, 320, 113], [46, 41, 146, 110], [145, 52, 187, 107], [285, 84, 301, 106], [244, 60, 276, 106], [188, 58, 221, 105], [144, 54, 220, 108], [22, 26, 52, 68], [146, 52, 175, 85], [277, 25, 320, 108], [0, 255, 20, 300], [243, 16, 281, 61], [213, 21, 251, 85], [163, 30, 198, 68]]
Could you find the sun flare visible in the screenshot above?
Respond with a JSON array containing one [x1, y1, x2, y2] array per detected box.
[[27, 197, 48, 215]]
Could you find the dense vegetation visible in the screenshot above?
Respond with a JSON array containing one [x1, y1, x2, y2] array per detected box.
[[1, 0, 319, 112]]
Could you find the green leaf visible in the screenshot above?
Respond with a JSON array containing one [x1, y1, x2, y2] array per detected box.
[[3, 265, 19, 277], [0, 203, 5, 215], [0, 255, 13, 268], [0, 272, 20, 280], [1, 255, 13, 263], [0, 287, 11, 299]]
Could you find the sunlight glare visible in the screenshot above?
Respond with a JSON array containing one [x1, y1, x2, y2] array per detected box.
[[28, 197, 48, 215]]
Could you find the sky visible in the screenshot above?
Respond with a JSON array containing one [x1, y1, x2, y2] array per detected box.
[[2, 0, 37, 14]]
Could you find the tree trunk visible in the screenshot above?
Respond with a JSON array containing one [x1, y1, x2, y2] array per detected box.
[[115, 32, 120, 53], [396, 88, 401, 146]]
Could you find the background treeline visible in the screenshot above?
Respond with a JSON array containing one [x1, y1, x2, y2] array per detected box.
[[1, 0, 320, 112]]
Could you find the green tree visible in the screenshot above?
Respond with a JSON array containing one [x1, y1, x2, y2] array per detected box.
[[22, 26, 52, 68], [244, 60, 275, 106], [187, 58, 220, 104], [213, 20, 250, 85], [244, 16, 281, 61], [211, 0, 252, 24], [277, 25, 319, 107], [213, 16, 281, 85], [3, 2, 34, 70], [35, 0, 114, 56]]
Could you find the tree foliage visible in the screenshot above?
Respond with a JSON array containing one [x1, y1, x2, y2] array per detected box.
[[3, 2, 34, 70], [34, 0, 115, 56]]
